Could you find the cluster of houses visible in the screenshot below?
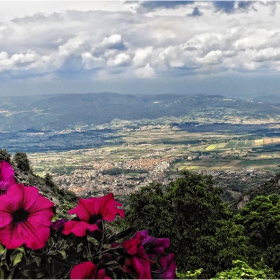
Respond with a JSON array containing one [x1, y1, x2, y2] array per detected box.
[[53, 157, 176, 197]]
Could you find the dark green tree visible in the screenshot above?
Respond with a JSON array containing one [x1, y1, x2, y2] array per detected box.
[[13, 152, 31, 172], [44, 173, 59, 194], [234, 194, 280, 272], [0, 149, 12, 163], [124, 171, 249, 278]]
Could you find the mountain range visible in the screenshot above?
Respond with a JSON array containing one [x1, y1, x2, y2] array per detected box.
[[1, 92, 280, 132]]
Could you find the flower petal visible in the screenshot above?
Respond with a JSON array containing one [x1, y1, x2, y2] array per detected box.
[[2, 184, 25, 212], [139, 230, 170, 258], [123, 232, 154, 279], [24, 186, 54, 213], [0, 220, 50, 250], [96, 269, 111, 279], [0, 161, 16, 191], [68, 198, 91, 221], [0, 196, 14, 227], [68, 193, 124, 223], [71, 221, 100, 237], [63, 220, 99, 237], [28, 208, 54, 228], [123, 246, 154, 279], [70, 261, 97, 279], [132, 254, 153, 279], [154, 253, 176, 279], [123, 232, 141, 255], [96, 193, 125, 222], [62, 220, 79, 235], [0, 184, 54, 250], [51, 219, 67, 231], [0, 223, 24, 249], [20, 220, 51, 250]]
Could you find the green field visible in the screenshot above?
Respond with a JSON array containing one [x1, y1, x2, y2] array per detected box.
[[225, 141, 237, 148], [216, 143, 227, 149], [205, 144, 218, 151], [205, 137, 280, 151]]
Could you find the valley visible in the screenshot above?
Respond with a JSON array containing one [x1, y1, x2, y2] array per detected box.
[[1, 92, 280, 205], [26, 119, 280, 205]]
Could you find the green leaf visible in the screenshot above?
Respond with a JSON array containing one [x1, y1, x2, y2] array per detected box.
[[33, 256, 42, 266], [12, 252, 23, 266], [36, 271, 45, 278], [0, 244, 6, 255], [82, 247, 90, 258], [15, 247, 25, 254], [0, 267, 5, 279], [58, 250, 67, 259]]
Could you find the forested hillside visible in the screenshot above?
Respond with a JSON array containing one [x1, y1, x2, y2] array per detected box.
[[1, 92, 280, 131]]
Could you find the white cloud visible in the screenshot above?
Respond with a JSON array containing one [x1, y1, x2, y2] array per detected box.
[[100, 34, 125, 50], [0, 52, 9, 60], [0, 2, 135, 22], [102, 34, 121, 46], [0, 50, 38, 72], [135, 63, 155, 78], [233, 29, 280, 50], [58, 34, 89, 56], [133, 47, 153, 67], [107, 53, 131, 67], [198, 50, 223, 65], [254, 48, 280, 62], [81, 52, 105, 69], [0, 1, 280, 90]]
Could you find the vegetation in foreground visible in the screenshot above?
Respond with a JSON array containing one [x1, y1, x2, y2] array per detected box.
[[123, 170, 280, 278], [2, 149, 280, 278], [0, 151, 175, 279]]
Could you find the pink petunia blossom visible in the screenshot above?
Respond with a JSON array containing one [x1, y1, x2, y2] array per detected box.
[[70, 261, 110, 279], [0, 161, 17, 194], [153, 253, 176, 279], [123, 232, 154, 279], [51, 219, 67, 231], [0, 184, 54, 250], [139, 230, 170, 259], [62, 193, 125, 237]]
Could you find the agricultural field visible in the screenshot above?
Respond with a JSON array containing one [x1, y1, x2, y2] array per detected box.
[[205, 144, 218, 151], [28, 125, 280, 178], [205, 137, 280, 151], [25, 121, 280, 203]]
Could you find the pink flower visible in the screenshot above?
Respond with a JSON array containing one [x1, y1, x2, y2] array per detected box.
[[70, 261, 110, 279], [139, 230, 170, 259], [123, 232, 154, 279], [51, 219, 67, 231], [0, 161, 17, 194], [153, 253, 176, 279], [0, 184, 54, 250], [63, 193, 125, 237]]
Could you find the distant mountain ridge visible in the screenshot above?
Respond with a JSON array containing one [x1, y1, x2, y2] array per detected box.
[[252, 94, 280, 104], [0, 92, 280, 132]]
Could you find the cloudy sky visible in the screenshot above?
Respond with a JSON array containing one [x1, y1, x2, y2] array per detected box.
[[0, 1, 280, 98]]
